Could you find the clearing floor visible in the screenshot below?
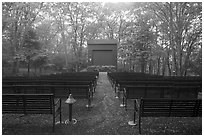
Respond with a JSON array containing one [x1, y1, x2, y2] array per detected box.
[[2, 72, 202, 135]]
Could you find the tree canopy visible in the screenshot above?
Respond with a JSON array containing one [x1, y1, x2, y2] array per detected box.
[[2, 2, 202, 76]]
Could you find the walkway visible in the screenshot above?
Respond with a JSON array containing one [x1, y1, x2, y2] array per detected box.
[[83, 72, 133, 134], [58, 72, 136, 135]]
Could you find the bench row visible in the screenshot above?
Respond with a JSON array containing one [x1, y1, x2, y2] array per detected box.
[[3, 72, 99, 80], [3, 84, 94, 108], [108, 72, 201, 87], [107, 72, 201, 111], [107, 72, 201, 96], [121, 85, 201, 110], [3, 72, 99, 92]]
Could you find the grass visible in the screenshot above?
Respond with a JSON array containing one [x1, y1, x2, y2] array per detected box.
[[2, 72, 202, 135], [2, 99, 202, 135]]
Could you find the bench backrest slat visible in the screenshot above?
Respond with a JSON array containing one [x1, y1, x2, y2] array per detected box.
[[140, 98, 202, 117], [2, 94, 53, 114], [3, 85, 90, 98], [126, 86, 200, 99]]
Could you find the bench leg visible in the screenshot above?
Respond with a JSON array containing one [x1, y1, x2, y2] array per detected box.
[[53, 115, 55, 132], [111, 80, 114, 87], [92, 86, 94, 98], [114, 84, 116, 93], [115, 88, 119, 98], [125, 98, 128, 111], [92, 84, 95, 93], [109, 79, 113, 88], [94, 85, 96, 93], [139, 115, 141, 134], [53, 97, 55, 132], [86, 98, 93, 108], [60, 99, 62, 123], [120, 90, 126, 107]]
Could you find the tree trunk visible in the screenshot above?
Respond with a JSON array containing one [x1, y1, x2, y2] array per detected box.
[[27, 60, 30, 76], [12, 21, 19, 75], [162, 57, 166, 76], [61, 21, 68, 69], [141, 55, 145, 73], [133, 64, 135, 72], [157, 56, 161, 75], [169, 2, 178, 76], [167, 57, 172, 76], [123, 60, 126, 70], [78, 24, 85, 72]]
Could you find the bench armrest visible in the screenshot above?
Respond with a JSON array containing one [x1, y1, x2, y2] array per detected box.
[[54, 98, 61, 116], [55, 98, 61, 105], [123, 88, 127, 98], [136, 99, 140, 109]]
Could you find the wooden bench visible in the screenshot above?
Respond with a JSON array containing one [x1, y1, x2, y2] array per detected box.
[[3, 72, 98, 93], [131, 98, 202, 134], [122, 85, 200, 110], [3, 80, 96, 94], [114, 79, 201, 95], [3, 84, 93, 108], [116, 80, 172, 94], [2, 94, 62, 132], [107, 72, 165, 93], [107, 72, 201, 93]]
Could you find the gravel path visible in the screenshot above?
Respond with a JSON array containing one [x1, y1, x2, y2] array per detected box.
[[83, 72, 133, 134], [57, 72, 135, 135]]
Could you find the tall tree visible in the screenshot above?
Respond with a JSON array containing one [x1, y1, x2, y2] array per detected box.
[[149, 2, 202, 76], [22, 27, 41, 76], [2, 2, 202, 76], [2, 2, 43, 75]]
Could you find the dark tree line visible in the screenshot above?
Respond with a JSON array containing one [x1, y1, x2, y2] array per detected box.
[[2, 2, 202, 76]]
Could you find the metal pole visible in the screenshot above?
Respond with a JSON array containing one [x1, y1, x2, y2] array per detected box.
[[133, 100, 136, 123], [114, 83, 116, 93], [69, 104, 72, 122]]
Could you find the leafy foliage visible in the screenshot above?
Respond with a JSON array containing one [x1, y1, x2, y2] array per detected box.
[[2, 2, 202, 76]]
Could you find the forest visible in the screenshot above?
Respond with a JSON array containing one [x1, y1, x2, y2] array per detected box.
[[2, 2, 202, 76]]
